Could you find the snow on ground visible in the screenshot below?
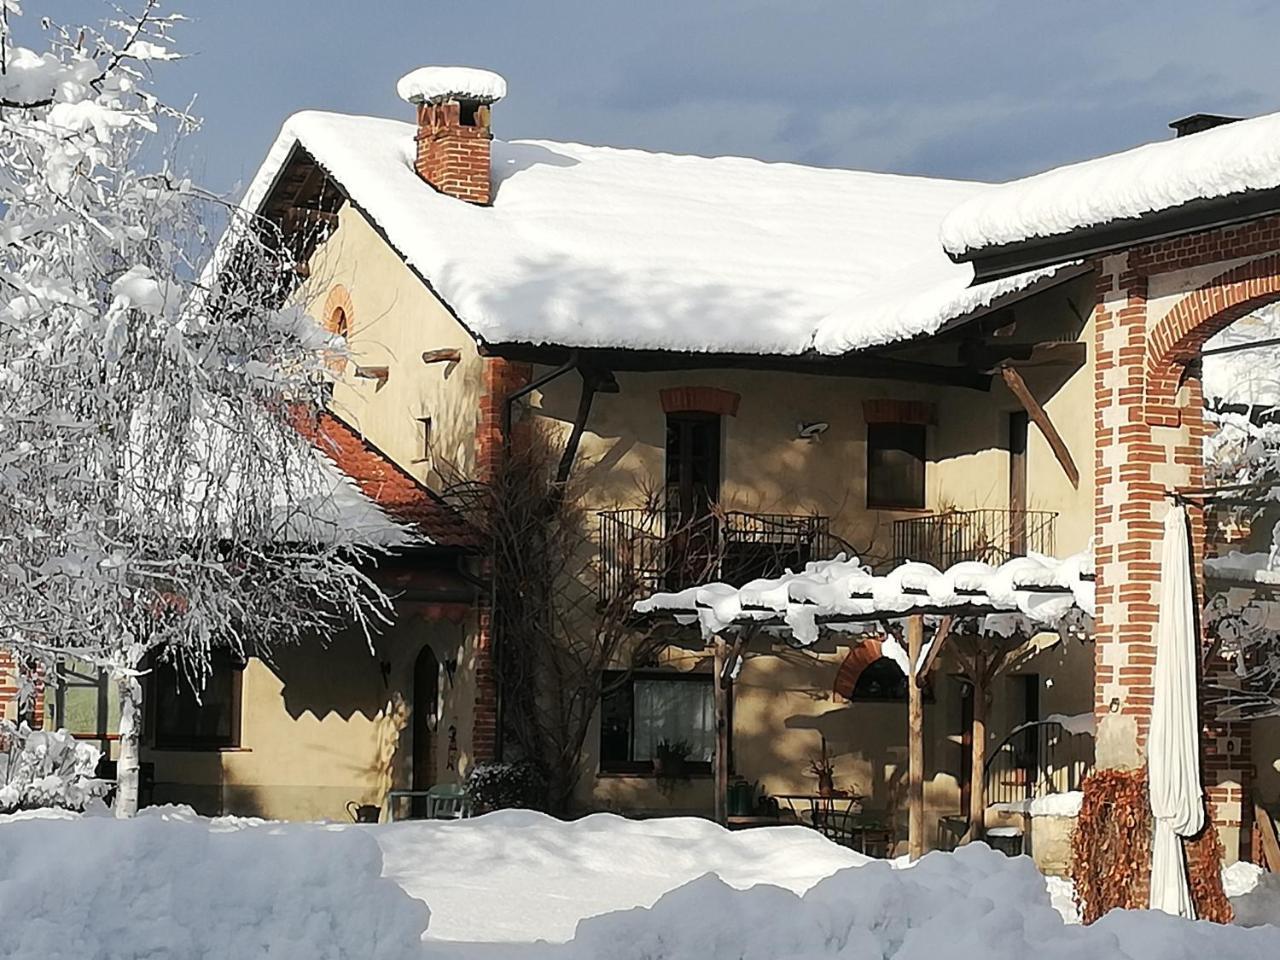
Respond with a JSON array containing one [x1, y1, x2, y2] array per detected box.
[[368, 809, 866, 943], [2, 807, 1278, 958], [0, 807, 429, 960]]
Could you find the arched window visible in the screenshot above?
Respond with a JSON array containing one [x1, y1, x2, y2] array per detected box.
[[330, 306, 349, 339], [850, 657, 910, 701]]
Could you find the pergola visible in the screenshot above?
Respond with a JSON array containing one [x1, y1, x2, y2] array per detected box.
[[633, 551, 1096, 858]]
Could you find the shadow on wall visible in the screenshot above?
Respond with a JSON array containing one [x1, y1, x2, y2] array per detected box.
[[267, 629, 391, 723]]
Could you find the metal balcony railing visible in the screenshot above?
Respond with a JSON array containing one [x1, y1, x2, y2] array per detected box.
[[598, 509, 838, 605], [892, 509, 1057, 570]]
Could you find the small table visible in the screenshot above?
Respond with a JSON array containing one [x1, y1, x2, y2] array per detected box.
[[773, 793, 889, 854]]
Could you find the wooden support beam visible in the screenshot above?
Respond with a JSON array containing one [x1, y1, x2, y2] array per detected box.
[[1000, 365, 1079, 488], [713, 635, 730, 827], [916, 614, 955, 688], [907, 614, 925, 861], [421, 348, 462, 365], [1258, 803, 1280, 872], [966, 649, 990, 844]]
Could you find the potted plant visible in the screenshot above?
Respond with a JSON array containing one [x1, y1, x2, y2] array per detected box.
[[809, 737, 836, 797], [653, 738, 692, 795]]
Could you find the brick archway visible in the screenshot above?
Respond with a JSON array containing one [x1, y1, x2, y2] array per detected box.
[[833, 638, 885, 701], [1093, 242, 1280, 863], [1145, 253, 1280, 426]]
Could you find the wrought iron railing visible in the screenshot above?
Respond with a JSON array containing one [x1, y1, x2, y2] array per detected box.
[[984, 719, 1095, 807], [599, 509, 838, 605], [892, 509, 1056, 570]]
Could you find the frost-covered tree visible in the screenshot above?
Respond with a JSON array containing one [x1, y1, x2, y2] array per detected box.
[[1201, 309, 1280, 720], [0, 2, 401, 815]]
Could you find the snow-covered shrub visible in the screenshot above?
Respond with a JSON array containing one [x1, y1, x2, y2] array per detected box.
[[0, 721, 106, 813], [466, 761, 545, 814]]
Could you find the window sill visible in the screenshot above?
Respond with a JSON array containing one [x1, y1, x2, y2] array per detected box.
[[597, 769, 715, 780], [148, 745, 251, 754]]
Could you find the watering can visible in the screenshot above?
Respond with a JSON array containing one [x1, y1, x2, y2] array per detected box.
[[346, 801, 381, 823]]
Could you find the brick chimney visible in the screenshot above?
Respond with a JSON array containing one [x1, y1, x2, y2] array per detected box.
[[397, 66, 507, 205]]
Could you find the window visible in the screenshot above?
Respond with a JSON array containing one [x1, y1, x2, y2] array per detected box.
[[599, 671, 715, 774], [851, 657, 936, 702], [416, 416, 433, 463], [866, 422, 926, 509], [151, 652, 243, 750], [47, 659, 120, 754]]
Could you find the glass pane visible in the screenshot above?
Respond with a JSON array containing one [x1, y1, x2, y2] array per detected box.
[[632, 678, 714, 762], [867, 423, 925, 508], [55, 660, 120, 736], [599, 679, 633, 764], [154, 661, 235, 746]]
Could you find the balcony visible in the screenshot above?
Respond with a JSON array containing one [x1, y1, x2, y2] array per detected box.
[[598, 509, 838, 605], [891, 509, 1057, 570]]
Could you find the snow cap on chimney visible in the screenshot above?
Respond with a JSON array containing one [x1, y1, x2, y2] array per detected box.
[[396, 66, 507, 106], [399, 66, 504, 205]]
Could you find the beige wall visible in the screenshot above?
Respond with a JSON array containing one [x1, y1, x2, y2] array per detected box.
[[144, 612, 477, 822], [207, 215, 1100, 832], [299, 203, 487, 488]]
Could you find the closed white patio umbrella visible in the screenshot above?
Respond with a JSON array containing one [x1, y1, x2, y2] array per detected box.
[[1148, 504, 1204, 918]]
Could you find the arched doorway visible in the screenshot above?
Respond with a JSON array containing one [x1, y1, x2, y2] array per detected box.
[[413, 646, 440, 799]]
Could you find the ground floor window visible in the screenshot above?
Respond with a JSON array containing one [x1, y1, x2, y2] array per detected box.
[[599, 670, 715, 774], [45, 659, 121, 755], [150, 651, 244, 750]]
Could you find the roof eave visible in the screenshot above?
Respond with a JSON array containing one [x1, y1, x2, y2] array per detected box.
[[954, 185, 1280, 282]]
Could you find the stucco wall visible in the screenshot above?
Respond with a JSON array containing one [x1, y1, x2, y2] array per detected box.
[[144, 613, 477, 822], [298, 203, 487, 488]]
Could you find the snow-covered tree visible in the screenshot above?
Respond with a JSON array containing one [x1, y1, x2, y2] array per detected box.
[[1201, 309, 1280, 720], [0, 2, 401, 815]]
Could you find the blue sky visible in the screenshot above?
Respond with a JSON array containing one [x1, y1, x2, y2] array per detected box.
[[32, 1, 1280, 196]]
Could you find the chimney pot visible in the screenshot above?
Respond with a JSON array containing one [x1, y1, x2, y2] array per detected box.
[[397, 67, 506, 205]]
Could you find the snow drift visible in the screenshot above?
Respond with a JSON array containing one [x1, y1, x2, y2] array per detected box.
[[0, 810, 430, 960]]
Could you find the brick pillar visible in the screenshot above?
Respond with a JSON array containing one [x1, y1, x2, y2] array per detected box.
[[1092, 254, 1164, 767], [0, 648, 18, 724], [471, 358, 532, 764]]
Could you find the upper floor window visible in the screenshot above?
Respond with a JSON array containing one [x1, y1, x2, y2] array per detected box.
[[866, 422, 926, 509]]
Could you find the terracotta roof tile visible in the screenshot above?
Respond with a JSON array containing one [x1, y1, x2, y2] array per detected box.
[[295, 410, 480, 549]]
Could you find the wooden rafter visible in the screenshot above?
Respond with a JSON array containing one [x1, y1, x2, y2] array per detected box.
[[999, 365, 1079, 488], [915, 614, 955, 688]]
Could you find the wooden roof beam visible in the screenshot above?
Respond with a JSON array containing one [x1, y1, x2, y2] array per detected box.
[[1000, 364, 1079, 488]]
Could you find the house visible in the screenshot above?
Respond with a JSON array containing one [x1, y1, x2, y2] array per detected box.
[[7, 68, 1280, 865]]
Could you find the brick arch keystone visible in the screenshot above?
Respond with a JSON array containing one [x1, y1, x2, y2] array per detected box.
[[832, 638, 885, 702]]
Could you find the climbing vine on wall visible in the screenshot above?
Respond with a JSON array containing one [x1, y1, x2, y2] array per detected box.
[[1070, 768, 1232, 924]]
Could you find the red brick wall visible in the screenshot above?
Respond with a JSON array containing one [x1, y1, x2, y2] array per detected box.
[[1092, 223, 1280, 856], [0, 648, 17, 722], [414, 102, 493, 205], [471, 358, 532, 763]]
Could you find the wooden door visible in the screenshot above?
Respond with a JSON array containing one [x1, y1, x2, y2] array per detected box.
[[665, 413, 722, 587], [412, 646, 440, 816]]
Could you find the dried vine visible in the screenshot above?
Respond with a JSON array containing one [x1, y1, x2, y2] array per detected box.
[[1070, 768, 1231, 924]]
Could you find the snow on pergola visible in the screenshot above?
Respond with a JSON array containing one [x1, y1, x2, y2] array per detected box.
[[632, 550, 1096, 857], [634, 551, 1096, 648]]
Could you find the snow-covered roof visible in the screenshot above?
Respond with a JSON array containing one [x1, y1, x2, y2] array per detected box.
[[632, 551, 1095, 646], [241, 111, 1068, 357], [396, 66, 507, 105], [940, 110, 1280, 257]]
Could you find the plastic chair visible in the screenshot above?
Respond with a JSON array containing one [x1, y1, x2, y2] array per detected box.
[[425, 783, 469, 819]]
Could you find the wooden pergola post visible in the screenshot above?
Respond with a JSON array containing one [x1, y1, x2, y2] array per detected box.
[[967, 650, 989, 842], [713, 634, 729, 826], [907, 614, 925, 861]]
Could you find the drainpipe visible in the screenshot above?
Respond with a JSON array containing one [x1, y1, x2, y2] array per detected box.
[[501, 350, 579, 451]]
